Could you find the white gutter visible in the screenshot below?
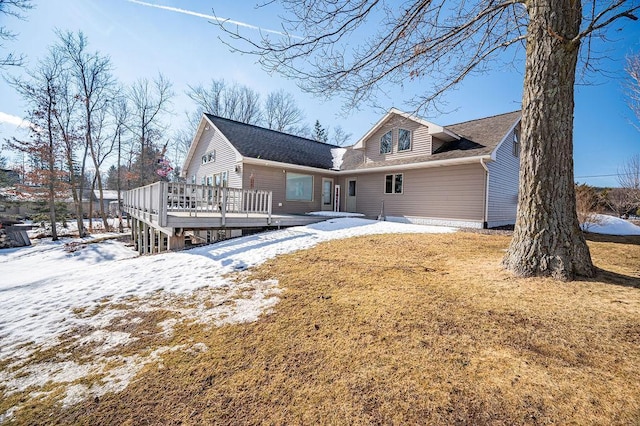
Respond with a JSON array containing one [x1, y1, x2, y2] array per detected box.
[[243, 154, 493, 177], [242, 157, 340, 175], [345, 155, 492, 175], [480, 158, 489, 228]]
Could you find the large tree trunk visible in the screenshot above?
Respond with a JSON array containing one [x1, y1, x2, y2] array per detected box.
[[503, 0, 595, 280]]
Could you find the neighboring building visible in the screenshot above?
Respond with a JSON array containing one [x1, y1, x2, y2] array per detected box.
[[182, 109, 521, 229], [82, 189, 120, 215], [0, 168, 20, 186]]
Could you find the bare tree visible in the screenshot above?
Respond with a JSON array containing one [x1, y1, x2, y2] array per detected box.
[[575, 183, 602, 232], [618, 154, 640, 206], [110, 95, 128, 232], [127, 73, 174, 187], [626, 53, 640, 129], [0, 0, 33, 69], [331, 125, 352, 146], [602, 187, 636, 217], [57, 30, 116, 232], [230, 83, 262, 124], [264, 89, 305, 132], [186, 79, 226, 130], [186, 79, 262, 126], [7, 51, 66, 240], [218, 0, 640, 280], [47, 50, 86, 237]]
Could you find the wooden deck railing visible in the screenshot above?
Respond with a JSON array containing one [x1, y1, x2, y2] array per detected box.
[[123, 182, 272, 227]]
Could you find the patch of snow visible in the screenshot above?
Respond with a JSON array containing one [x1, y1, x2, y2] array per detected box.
[[0, 361, 94, 396], [330, 147, 347, 170], [0, 217, 455, 411], [158, 318, 178, 338], [0, 407, 16, 423], [581, 214, 640, 236], [77, 330, 137, 354]]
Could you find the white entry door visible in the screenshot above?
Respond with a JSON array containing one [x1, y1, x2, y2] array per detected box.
[[321, 178, 333, 211], [346, 179, 357, 212]]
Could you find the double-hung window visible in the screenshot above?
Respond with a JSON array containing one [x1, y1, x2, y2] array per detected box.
[[384, 174, 403, 194]]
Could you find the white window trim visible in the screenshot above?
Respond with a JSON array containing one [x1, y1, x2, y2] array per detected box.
[[286, 172, 314, 202], [380, 130, 392, 154], [398, 128, 412, 152], [202, 150, 216, 164], [384, 173, 404, 194]]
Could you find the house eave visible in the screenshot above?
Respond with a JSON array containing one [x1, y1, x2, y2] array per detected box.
[[342, 155, 493, 174], [242, 157, 340, 175], [490, 116, 522, 161], [181, 115, 215, 176]]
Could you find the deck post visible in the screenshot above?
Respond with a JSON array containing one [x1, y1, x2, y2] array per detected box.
[[168, 234, 185, 251], [159, 181, 167, 227], [158, 230, 165, 252], [130, 217, 136, 248], [142, 222, 149, 254], [267, 191, 272, 225], [221, 188, 227, 227], [136, 219, 143, 254], [150, 228, 156, 254], [148, 185, 153, 220]]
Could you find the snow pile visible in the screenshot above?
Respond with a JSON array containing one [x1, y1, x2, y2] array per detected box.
[[581, 214, 640, 236], [330, 147, 347, 170], [0, 217, 456, 414]]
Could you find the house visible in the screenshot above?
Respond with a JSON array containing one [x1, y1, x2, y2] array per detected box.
[[123, 108, 520, 254], [182, 108, 521, 229], [81, 189, 120, 216]]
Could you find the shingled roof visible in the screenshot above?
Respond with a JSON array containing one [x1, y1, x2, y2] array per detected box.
[[340, 110, 521, 171], [440, 110, 522, 157], [205, 114, 339, 170]]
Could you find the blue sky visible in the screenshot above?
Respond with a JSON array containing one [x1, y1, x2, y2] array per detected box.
[[1, 0, 639, 187]]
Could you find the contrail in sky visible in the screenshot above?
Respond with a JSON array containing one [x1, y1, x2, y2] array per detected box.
[[126, 0, 297, 38], [0, 112, 31, 129]]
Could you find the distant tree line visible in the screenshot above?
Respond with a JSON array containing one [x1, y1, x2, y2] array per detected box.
[[1, 23, 352, 237], [185, 79, 351, 145]]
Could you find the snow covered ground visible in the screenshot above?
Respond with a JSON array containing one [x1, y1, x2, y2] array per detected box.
[[0, 218, 455, 416], [582, 214, 640, 235], [1, 214, 638, 418]]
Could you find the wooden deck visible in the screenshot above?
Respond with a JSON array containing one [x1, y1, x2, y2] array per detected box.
[[122, 182, 325, 253]]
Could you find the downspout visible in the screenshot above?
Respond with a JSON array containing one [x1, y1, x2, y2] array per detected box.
[[480, 158, 489, 229]]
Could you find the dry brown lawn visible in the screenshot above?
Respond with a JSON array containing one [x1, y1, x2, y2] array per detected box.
[[5, 232, 640, 425]]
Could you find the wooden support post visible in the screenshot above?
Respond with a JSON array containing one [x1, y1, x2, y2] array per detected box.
[[131, 218, 137, 251], [150, 228, 156, 254], [221, 188, 227, 227], [168, 235, 185, 251], [137, 219, 143, 254], [142, 222, 149, 254], [158, 231, 165, 253]]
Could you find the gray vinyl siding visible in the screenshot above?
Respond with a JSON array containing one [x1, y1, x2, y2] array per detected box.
[[487, 126, 520, 226], [342, 163, 485, 221], [364, 116, 432, 163], [242, 164, 333, 214], [184, 126, 242, 188]]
